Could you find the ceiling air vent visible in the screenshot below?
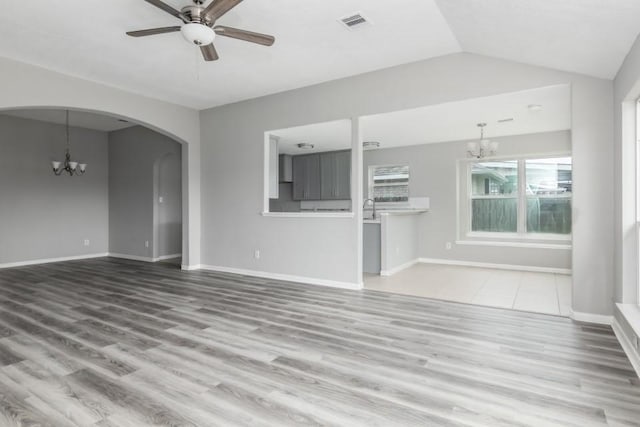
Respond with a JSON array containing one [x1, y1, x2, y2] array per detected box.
[[339, 12, 371, 30]]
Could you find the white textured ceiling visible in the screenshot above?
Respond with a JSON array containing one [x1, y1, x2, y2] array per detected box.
[[435, 0, 640, 79], [2, 109, 135, 132], [272, 85, 570, 154], [362, 84, 571, 149], [273, 120, 352, 155], [0, 0, 459, 109], [0, 1, 637, 110]]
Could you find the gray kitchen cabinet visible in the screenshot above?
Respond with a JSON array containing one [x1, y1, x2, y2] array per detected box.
[[292, 154, 321, 200], [363, 223, 381, 273], [279, 154, 292, 182], [293, 150, 350, 201], [320, 150, 351, 200]]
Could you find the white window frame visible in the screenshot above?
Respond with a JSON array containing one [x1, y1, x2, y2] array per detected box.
[[367, 164, 410, 207], [459, 153, 572, 243], [636, 99, 640, 305]]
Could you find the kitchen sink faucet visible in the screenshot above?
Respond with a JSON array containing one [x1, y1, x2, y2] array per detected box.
[[363, 198, 376, 219]]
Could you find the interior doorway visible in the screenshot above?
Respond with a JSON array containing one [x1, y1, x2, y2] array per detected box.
[[154, 152, 183, 266]]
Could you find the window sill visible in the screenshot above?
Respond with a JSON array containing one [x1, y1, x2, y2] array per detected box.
[[262, 212, 354, 218], [455, 240, 572, 250], [466, 232, 571, 241]]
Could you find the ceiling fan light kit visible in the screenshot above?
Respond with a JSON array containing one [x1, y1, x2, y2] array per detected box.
[[128, 0, 275, 62], [181, 23, 215, 45]]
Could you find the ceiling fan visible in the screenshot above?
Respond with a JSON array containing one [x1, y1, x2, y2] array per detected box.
[[127, 0, 275, 61]]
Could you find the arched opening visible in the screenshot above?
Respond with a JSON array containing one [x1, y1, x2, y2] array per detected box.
[[0, 106, 189, 268]]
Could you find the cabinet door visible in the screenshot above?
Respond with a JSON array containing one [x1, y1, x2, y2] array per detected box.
[[304, 155, 321, 200], [320, 152, 337, 199], [279, 154, 292, 182], [334, 150, 351, 200], [292, 155, 306, 200], [292, 154, 321, 200]]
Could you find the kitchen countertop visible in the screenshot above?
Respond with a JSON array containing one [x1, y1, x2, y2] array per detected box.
[[363, 209, 428, 224]]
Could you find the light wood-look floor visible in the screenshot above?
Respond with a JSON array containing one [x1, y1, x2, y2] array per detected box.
[[0, 258, 638, 426]]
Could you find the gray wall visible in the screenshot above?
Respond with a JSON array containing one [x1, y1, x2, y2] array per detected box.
[[200, 52, 614, 316], [363, 131, 572, 270], [0, 115, 109, 264], [109, 126, 182, 259]]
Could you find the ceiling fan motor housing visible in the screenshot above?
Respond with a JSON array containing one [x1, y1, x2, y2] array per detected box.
[[181, 5, 212, 25]]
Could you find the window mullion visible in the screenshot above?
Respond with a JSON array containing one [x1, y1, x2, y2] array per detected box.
[[518, 159, 526, 234]]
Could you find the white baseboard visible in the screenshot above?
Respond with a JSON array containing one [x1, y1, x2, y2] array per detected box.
[[569, 309, 613, 325], [612, 318, 640, 378], [181, 264, 201, 271], [418, 257, 571, 275], [156, 253, 182, 261], [199, 264, 362, 290], [108, 253, 155, 263], [1, 252, 182, 269], [381, 259, 419, 276], [109, 253, 182, 263], [0, 253, 109, 269]]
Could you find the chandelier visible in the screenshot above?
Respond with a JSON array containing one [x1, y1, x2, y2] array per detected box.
[[52, 110, 87, 176], [467, 123, 498, 159]]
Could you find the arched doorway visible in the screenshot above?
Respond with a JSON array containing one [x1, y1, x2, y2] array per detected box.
[[0, 104, 199, 268]]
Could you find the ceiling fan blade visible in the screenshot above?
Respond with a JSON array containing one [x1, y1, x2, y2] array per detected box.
[[200, 44, 219, 61], [203, 0, 243, 21], [126, 26, 181, 37], [143, 0, 183, 20], [214, 26, 275, 46]]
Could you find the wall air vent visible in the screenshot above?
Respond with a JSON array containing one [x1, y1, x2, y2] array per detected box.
[[339, 12, 371, 30]]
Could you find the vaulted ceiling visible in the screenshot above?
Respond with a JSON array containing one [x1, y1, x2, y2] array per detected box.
[[0, 0, 637, 110]]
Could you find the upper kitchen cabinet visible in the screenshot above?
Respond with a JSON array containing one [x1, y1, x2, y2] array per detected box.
[[320, 150, 351, 200], [292, 154, 321, 200], [279, 154, 293, 183], [292, 150, 350, 201]]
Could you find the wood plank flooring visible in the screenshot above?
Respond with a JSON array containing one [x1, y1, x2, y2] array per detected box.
[[0, 257, 638, 426]]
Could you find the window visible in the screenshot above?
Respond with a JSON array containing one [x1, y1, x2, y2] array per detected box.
[[525, 158, 572, 234], [471, 161, 518, 232], [369, 165, 409, 203], [467, 156, 572, 237]]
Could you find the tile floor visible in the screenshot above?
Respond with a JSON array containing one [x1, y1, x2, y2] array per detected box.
[[364, 263, 571, 316]]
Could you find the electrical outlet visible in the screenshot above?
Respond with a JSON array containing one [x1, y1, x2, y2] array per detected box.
[[445, 242, 452, 250], [83, 239, 90, 246], [254, 250, 260, 260], [145, 241, 149, 248], [395, 247, 400, 255], [159, 196, 164, 203]]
